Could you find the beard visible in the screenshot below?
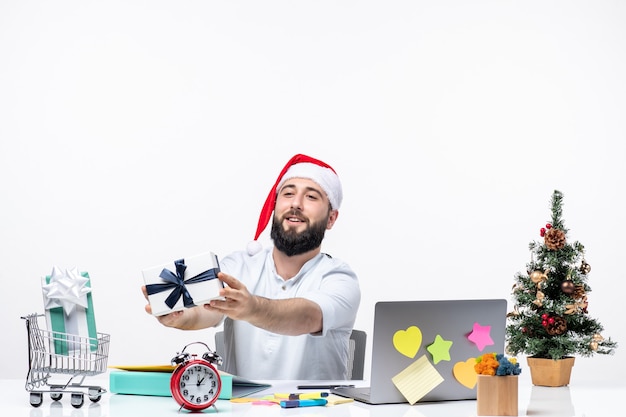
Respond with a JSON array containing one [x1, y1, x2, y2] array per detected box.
[[270, 210, 329, 257]]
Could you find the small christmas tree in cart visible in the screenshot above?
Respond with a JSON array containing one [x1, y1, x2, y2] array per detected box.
[[505, 190, 617, 386]]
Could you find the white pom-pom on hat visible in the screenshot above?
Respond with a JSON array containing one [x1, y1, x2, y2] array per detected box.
[[247, 154, 342, 256], [246, 240, 263, 256]]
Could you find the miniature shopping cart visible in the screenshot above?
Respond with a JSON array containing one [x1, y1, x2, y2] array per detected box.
[[22, 313, 110, 408]]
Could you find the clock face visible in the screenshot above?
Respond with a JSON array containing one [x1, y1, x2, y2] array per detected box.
[[171, 360, 221, 410]]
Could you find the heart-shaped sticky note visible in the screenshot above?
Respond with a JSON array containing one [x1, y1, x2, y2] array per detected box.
[[452, 357, 478, 389], [393, 326, 422, 358]]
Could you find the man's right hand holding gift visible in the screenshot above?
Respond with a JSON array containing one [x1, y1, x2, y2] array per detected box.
[[141, 284, 223, 330]]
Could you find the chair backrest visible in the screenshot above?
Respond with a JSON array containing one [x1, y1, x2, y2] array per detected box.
[[347, 329, 366, 380], [213, 329, 367, 380], [214, 330, 226, 370]]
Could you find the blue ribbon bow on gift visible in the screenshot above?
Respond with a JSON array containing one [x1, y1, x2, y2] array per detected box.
[[145, 259, 219, 309]]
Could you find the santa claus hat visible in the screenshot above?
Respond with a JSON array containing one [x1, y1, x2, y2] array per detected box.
[[247, 154, 342, 255]]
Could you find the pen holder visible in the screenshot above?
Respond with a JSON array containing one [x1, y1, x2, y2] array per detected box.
[[476, 375, 518, 416]]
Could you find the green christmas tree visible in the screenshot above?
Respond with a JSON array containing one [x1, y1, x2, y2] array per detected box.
[[506, 190, 617, 360]]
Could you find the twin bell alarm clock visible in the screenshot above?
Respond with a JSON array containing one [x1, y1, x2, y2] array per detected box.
[[170, 341, 223, 411]]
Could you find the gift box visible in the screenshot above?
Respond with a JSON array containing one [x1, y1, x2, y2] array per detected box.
[[143, 252, 224, 317], [41, 266, 98, 355]]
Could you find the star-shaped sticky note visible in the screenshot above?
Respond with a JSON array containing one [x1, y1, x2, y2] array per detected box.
[[467, 322, 494, 351], [426, 334, 453, 364]]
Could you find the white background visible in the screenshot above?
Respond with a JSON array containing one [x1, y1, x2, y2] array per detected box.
[[1, 1, 624, 381]]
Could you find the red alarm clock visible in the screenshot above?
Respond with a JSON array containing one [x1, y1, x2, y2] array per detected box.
[[170, 342, 223, 411]]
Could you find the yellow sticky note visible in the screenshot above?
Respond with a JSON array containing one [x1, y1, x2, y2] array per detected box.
[[391, 355, 444, 405], [325, 394, 354, 406], [393, 326, 423, 358]]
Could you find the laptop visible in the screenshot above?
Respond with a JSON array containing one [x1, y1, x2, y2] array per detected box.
[[332, 299, 507, 404]]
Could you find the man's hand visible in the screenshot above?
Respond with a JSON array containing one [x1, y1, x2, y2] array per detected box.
[[141, 285, 223, 330], [205, 272, 259, 322]]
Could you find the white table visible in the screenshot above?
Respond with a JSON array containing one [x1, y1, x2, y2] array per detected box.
[[1, 372, 623, 416]]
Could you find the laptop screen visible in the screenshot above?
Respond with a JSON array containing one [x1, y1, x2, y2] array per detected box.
[[365, 299, 507, 404]]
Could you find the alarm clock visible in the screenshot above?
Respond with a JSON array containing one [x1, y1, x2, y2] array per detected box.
[[170, 341, 223, 411]]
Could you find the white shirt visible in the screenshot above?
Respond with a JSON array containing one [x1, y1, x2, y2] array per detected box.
[[218, 247, 361, 380]]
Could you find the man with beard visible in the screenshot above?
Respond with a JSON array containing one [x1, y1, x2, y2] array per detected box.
[[143, 154, 361, 380]]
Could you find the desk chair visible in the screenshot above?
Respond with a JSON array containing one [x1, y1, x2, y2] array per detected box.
[[214, 329, 367, 380], [347, 329, 366, 380]]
